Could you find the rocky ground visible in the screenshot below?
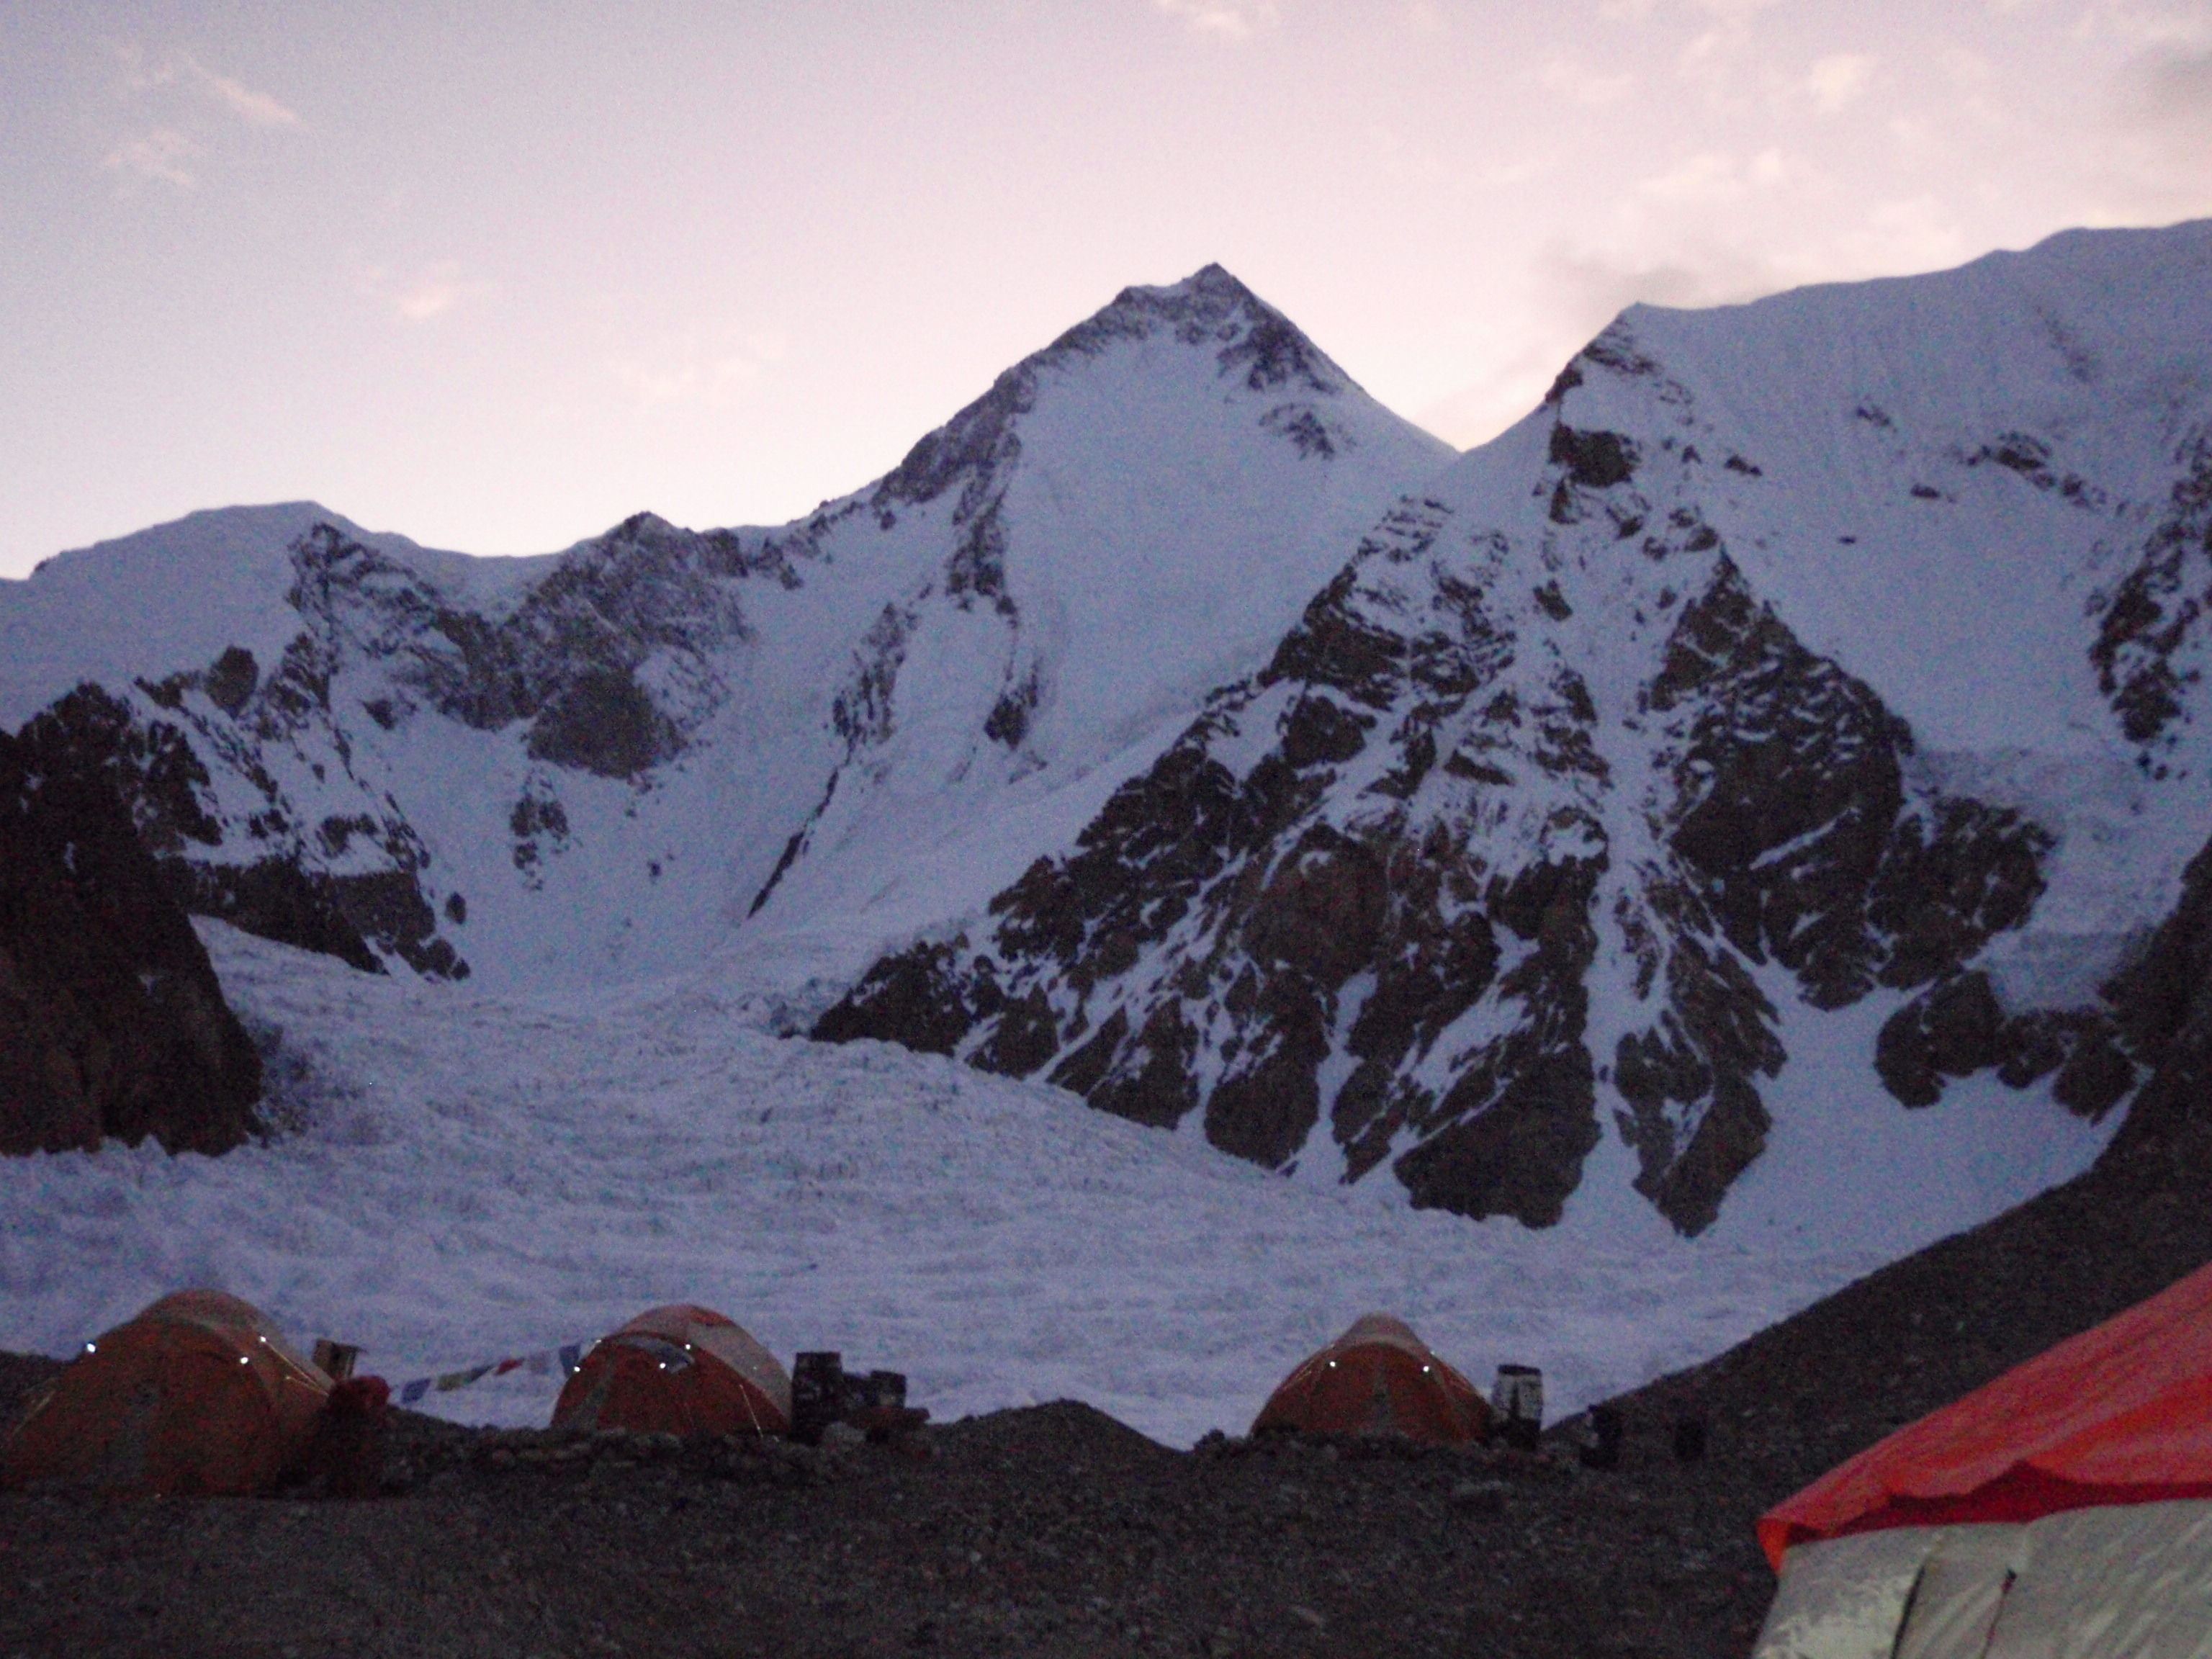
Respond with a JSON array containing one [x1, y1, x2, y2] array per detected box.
[[5, 1141, 2210, 1659]]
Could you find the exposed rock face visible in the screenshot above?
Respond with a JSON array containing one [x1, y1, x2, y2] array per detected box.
[[2092, 829, 2212, 1177], [819, 316, 2116, 1236], [18, 683, 422, 976], [1858, 434, 2212, 1128], [0, 727, 262, 1156], [1873, 974, 2133, 1118]]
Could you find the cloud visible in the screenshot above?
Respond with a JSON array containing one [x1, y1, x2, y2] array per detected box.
[[104, 45, 298, 194], [2087, 44, 2212, 215], [395, 265, 495, 323], [1539, 58, 1635, 105], [1942, 48, 1995, 90], [355, 260, 495, 323], [1151, 0, 1281, 41], [1634, 146, 1801, 204], [2126, 45, 2212, 128], [1676, 0, 1785, 80], [1540, 241, 1792, 319], [1369, 125, 1447, 182], [103, 128, 200, 190], [1805, 52, 1877, 113], [606, 328, 788, 410], [395, 269, 488, 322], [1637, 151, 1737, 202], [1834, 195, 1969, 274], [118, 45, 301, 129], [1414, 241, 1795, 449], [189, 60, 301, 129], [2094, 1, 2212, 53]]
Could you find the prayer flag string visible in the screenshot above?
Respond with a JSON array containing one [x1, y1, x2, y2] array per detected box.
[[394, 1341, 590, 1407]]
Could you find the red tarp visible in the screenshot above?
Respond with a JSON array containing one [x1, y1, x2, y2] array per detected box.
[[1760, 1259, 2212, 1569]]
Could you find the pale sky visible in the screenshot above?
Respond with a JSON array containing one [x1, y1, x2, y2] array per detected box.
[[4, 0, 2209, 578]]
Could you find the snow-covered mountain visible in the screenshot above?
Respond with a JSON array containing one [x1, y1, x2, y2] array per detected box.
[[6, 227, 2211, 1252], [11, 230, 2212, 1434], [818, 221, 2212, 1236], [0, 268, 1451, 994]]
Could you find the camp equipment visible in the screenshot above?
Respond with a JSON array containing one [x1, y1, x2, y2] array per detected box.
[[1, 1289, 331, 1496], [1753, 1258, 2212, 1658], [1493, 1363, 1543, 1449], [791, 1350, 845, 1444], [552, 1304, 791, 1437], [1252, 1314, 1493, 1444]]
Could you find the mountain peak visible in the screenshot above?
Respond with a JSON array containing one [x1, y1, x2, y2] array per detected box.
[[878, 266, 1354, 511], [1076, 263, 1347, 396], [1109, 260, 1250, 310]]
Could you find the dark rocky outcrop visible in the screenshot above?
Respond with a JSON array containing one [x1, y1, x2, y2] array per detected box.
[[15, 685, 461, 979], [811, 941, 996, 1058], [0, 728, 262, 1156], [280, 515, 750, 778], [2091, 827, 2212, 1177], [524, 668, 677, 779], [1871, 973, 2134, 1118], [1648, 565, 2049, 1010]]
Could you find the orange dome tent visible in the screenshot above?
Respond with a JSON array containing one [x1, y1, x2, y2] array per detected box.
[[1, 1289, 331, 1496], [1753, 1258, 2212, 1658], [1252, 1314, 1492, 1445], [552, 1304, 791, 1437]]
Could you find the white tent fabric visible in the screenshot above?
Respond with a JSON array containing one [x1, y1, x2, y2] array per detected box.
[[1755, 1529, 1950, 1659], [1754, 1501, 2212, 1659], [1892, 1526, 2020, 1659]]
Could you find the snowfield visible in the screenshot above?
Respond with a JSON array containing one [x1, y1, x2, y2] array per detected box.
[[0, 923, 2104, 1445]]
